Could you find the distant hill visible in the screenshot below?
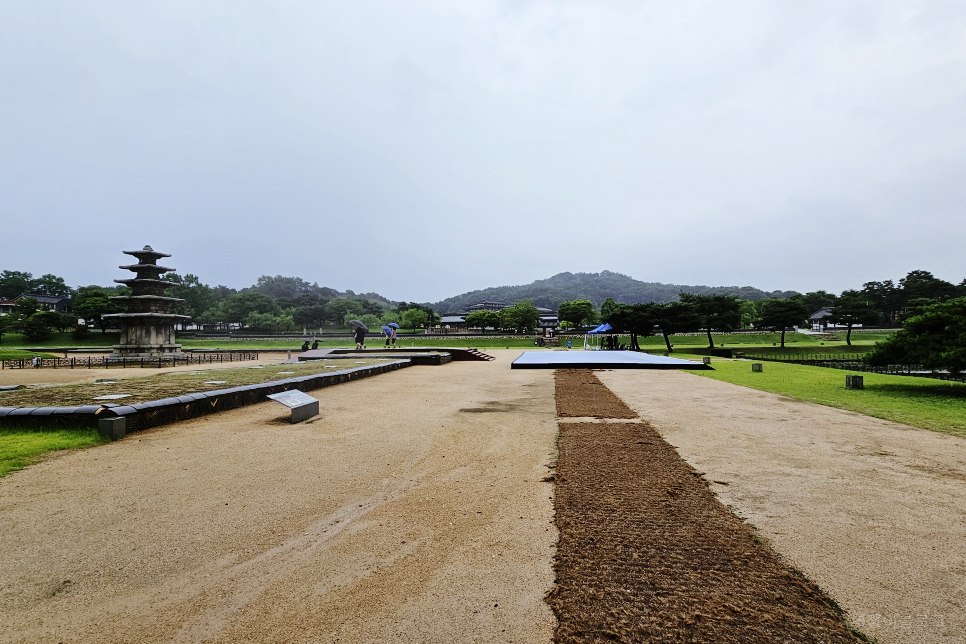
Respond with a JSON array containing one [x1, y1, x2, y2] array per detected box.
[[431, 271, 799, 313]]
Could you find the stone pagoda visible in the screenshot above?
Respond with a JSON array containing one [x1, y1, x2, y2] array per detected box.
[[103, 246, 190, 358]]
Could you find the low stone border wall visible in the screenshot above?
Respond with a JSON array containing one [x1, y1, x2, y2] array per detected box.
[[328, 347, 491, 361], [0, 360, 411, 432], [308, 351, 455, 366]]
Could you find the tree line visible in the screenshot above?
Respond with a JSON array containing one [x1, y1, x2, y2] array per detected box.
[[549, 269, 966, 351], [0, 271, 438, 342], [2, 267, 964, 349]]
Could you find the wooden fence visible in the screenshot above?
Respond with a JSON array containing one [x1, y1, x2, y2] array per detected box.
[[740, 354, 966, 383]]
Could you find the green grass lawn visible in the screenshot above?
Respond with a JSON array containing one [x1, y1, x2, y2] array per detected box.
[[729, 345, 874, 358], [4, 329, 896, 352], [0, 428, 106, 477], [1, 332, 119, 348], [392, 336, 549, 348], [638, 332, 817, 347], [179, 336, 548, 349], [179, 338, 329, 349], [0, 349, 59, 360], [841, 330, 896, 343], [696, 360, 966, 438], [639, 330, 893, 349]]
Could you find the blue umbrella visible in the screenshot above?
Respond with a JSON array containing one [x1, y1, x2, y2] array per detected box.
[[381, 325, 392, 334], [387, 322, 400, 329]]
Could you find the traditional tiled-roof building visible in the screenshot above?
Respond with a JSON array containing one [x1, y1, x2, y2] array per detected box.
[[14, 294, 73, 313]]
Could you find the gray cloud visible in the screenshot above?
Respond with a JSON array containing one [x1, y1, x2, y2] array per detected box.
[[2, 1, 963, 300]]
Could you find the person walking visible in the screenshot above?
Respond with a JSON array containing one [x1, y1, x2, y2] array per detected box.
[[389, 325, 397, 348], [354, 325, 366, 350]]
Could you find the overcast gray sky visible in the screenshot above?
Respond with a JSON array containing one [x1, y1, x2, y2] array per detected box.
[[1, 1, 964, 302]]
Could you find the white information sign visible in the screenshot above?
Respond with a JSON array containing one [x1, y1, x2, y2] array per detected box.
[[267, 390, 318, 409]]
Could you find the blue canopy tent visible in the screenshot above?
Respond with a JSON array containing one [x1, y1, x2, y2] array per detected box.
[[584, 323, 612, 349]]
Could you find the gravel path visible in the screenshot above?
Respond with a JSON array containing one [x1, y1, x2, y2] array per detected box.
[[598, 368, 966, 644], [3, 351, 965, 643], [0, 351, 557, 643]]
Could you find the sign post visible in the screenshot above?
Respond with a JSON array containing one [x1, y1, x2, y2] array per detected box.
[[267, 390, 320, 423]]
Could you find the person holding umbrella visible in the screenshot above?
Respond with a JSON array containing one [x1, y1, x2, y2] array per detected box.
[[388, 322, 400, 348], [349, 320, 367, 350], [382, 325, 393, 348]]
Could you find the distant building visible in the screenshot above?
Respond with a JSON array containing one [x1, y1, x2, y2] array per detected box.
[[809, 307, 862, 331], [464, 300, 507, 312], [536, 308, 559, 328], [435, 315, 465, 330], [14, 294, 73, 313], [0, 300, 15, 316]]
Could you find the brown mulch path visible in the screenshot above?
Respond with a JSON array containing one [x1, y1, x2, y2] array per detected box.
[[548, 370, 865, 643], [554, 369, 638, 419]]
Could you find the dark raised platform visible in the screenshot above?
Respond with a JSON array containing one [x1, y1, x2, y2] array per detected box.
[[511, 350, 713, 370], [293, 347, 494, 362], [298, 351, 452, 366]]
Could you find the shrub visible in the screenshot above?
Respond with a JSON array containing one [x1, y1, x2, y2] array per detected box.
[[21, 316, 53, 342], [866, 297, 966, 374]]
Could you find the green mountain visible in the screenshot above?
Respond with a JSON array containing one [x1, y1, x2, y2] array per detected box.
[[432, 271, 798, 313]]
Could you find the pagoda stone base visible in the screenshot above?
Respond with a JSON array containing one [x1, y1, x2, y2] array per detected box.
[[111, 344, 185, 358], [110, 321, 185, 358]]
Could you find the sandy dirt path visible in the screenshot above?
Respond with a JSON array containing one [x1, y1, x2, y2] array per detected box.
[[0, 351, 557, 643], [598, 369, 966, 644]]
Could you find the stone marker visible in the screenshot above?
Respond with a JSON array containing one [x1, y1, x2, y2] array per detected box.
[[97, 417, 126, 441], [267, 390, 320, 423], [702, 357, 712, 365], [752, 363, 763, 372], [846, 374, 864, 389]]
